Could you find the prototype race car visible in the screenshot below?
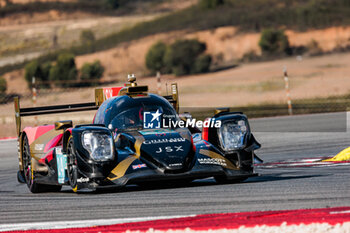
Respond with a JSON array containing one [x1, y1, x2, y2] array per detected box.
[[14, 75, 261, 193]]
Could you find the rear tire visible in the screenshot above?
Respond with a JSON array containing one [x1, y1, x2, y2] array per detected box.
[[22, 135, 62, 193]]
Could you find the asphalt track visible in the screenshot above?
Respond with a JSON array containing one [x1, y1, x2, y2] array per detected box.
[[0, 112, 350, 225]]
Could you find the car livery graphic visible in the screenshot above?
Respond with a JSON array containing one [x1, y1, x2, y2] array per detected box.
[[14, 75, 261, 193]]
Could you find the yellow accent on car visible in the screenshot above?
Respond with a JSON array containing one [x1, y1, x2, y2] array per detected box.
[[199, 149, 238, 170], [323, 147, 350, 161], [107, 155, 137, 181], [134, 137, 144, 158]]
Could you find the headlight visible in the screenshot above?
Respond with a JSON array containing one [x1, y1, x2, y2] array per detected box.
[[218, 120, 248, 151], [82, 132, 114, 161]]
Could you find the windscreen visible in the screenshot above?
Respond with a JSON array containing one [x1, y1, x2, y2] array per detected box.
[[109, 103, 179, 132]]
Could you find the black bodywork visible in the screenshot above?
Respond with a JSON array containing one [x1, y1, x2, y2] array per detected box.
[[16, 92, 261, 192], [61, 94, 261, 191]]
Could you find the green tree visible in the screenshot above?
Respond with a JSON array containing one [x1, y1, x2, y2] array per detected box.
[[80, 29, 95, 45], [199, 0, 224, 9], [41, 62, 52, 83], [259, 29, 290, 55], [24, 60, 52, 88], [145, 42, 167, 74], [80, 60, 105, 86], [0, 77, 7, 94], [24, 60, 43, 88], [49, 53, 77, 87], [193, 54, 212, 73], [164, 39, 211, 76]]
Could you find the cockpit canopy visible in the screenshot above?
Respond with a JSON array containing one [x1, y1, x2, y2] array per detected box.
[[94, 94, 179, 132]]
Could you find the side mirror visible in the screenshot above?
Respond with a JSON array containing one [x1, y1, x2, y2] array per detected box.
[[214, 108, 230, 116], [55, 120, 73, 131]]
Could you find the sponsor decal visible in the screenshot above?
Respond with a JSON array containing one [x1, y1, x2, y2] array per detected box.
[[156, 145, 184, 153], [143, 138, 186, 145], [138, 129, 175, 135], [77, 177, 90, 183], [132, 164, 147, 170], [34, 144, 44, 151], [55, 148, 67, 184], [169, 163, 182, 167], [198, 158, 227, 166]]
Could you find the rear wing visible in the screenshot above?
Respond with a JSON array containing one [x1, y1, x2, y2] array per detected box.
[[95, 83, 179, 111], [14, 83, 179, 137], [163, 83, 179, 112], [14, 97, 98, 137]]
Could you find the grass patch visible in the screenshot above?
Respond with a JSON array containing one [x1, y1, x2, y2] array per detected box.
[[180, 80, 285, 95], [302, 72, 324, 78], [317, 63, 345, 69], [246, 80, 285, 92]]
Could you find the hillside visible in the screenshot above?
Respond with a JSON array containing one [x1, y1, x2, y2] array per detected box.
[[0, 0, 197, 69], [1, 0, 349, 75], [0, 0, 196, 24]]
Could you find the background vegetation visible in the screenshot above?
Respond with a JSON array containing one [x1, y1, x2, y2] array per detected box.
[[146, 39, 212, 76], [259, 29, 291, 56], [48, 53, 77, 87], [1, 0, 350, 76], [24, 54, 105, 88], [80, 60, 105, 86], [0, 77, 6, 94]]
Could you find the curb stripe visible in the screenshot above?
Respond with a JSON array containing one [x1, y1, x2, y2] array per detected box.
[[0, 137, 16, 141], [2, 207, 350, 233], [0, 215, 194, 232]]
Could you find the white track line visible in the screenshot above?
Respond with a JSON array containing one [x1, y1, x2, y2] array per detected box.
[[0, 215, 195, 232]]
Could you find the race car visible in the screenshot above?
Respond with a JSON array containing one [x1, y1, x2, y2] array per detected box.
[[14, 75, 261, 193]]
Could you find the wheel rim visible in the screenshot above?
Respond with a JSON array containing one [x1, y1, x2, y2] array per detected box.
[[22, 136, 32, 187], [67, 140, 78, 188]]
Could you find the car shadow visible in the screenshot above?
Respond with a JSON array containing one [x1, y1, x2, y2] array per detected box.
[[244, 174, 327, 183], [61, 172, 328, 195]]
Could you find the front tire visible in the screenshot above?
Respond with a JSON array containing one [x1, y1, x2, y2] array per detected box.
[[22, 135, 62, 193], [67, 136, 79, 192]]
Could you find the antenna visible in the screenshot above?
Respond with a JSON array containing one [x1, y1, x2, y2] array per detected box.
[[127, 74, 137, 87]]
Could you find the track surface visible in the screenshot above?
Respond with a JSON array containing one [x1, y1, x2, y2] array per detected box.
[[0, 112, 350, 225]]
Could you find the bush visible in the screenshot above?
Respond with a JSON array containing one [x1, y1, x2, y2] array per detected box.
[[24, 60, 42, 88], [164, 39, 211, 76], [0, 77, 7, 94], [307, 39, 323, 56], [241, 50, 261, 62], [49, 53, 77, 87], [41, 62, 52, 83], [80, 60, 104, 86], [194, 54, 212, 73], [104, 0, 119, 9], [259, 29, 290, 55], [145, 42, 167, 74], [199, 0, 224, 9], [80, 29, 95, 44], [24, 60, 52, 88]]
